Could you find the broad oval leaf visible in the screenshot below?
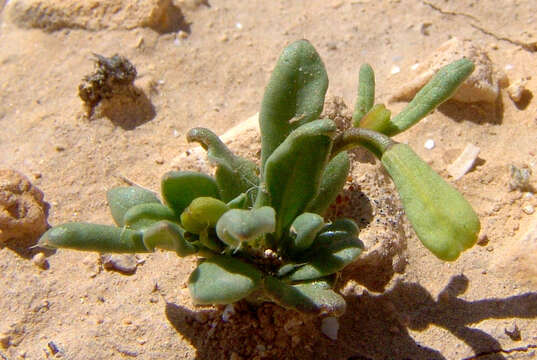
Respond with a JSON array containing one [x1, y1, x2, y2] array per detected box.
[[216, 207, 276, 249], [124, 203, 177, 230], [161, 171, 219, 216], [264, 277, 346, 316], [260, 39, 328, 168], [260, 119, 336, 240], [107, 186, 160, 226], [188, 256, 263, 305]]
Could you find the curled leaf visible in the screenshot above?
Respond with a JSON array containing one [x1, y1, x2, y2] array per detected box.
[[216, 206, 276, 249]]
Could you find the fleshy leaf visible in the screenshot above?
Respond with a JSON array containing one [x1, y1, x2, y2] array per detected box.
[[264, 277, 346, 316], [180, 197, 229, 235], [352, 63, 375, 125], [306, 151, 350, 215], [38, 223, 148, 253], [258, 119, 336, 240], [288, 212, 325, 254], [188, 255, 263, 304], [142, 220, 198, 256], [161, 171, 220, 216], [187, 127, 259, 204], [259, 39, 328, 169], [107, 186, 160, 226], [381, 143, 480, 260], [123, 203, 177, 230], [283, 220, 363, 281], [216, 207, 276, 249], [380, 58, 474, 136]]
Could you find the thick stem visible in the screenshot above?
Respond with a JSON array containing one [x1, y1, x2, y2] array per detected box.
[[331, 128, 395, 159]]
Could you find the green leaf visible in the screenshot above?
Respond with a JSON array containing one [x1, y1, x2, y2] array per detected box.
[[180, 197, 229, 235], [161, 171, 220, 216], [352, 63, 375, 125], [187, 127, 259, 204], [283, 220, 363, 281], [107, 186, 160, 226], [188, 255, 263, 304], [264, 277, 346, 316], [259, 39, 328, 169], [123, 203, 177, 230], [259, 119, 336, 240], [142, 220, 198, 256], [216, 207, 276, 249], [38, 223, 148, 253], [383, 58, 474, 136], [381, 143, 480, 260], [306, 151, 350, 215], [356, 104, 394, 135], [288, 212, 325, 254]]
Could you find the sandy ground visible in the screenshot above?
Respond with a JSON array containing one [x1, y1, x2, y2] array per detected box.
[[1, 0, 537, 359]]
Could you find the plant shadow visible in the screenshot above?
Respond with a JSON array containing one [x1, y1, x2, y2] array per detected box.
[[165, 274, 537, 360], [437, 96, 504, 125]]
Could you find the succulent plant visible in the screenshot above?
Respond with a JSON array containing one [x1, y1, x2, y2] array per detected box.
[[39, 40, 480, 317]]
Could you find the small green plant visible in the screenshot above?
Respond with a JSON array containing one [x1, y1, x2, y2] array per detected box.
[[39, 40, 480, 316]]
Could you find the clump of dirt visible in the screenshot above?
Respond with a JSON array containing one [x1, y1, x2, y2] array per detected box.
[[79, 54, 155, 129], [167, 301, 325, 360], [0, 169, 49, 252]]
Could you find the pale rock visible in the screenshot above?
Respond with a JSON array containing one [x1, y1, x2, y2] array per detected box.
[[390, 38, 499, 104], [507, 78, 528, 103], [447, 143, 481, 180], [101, 254, 138, 274], [6, 0, 186, 33]]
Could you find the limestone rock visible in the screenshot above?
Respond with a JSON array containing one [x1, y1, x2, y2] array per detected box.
[[0, 169, 49, 248], [390, 38, 500, 104], [6, 0, 186, 33]]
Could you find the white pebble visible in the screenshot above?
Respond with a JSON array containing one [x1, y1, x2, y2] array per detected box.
[[222, 304, 235, 322], [504, 64, 514, 71], [32, 252, 48, 269], [424, 139, 435, 150], [321, 317, 339, 340], [523, 205, 535, 215], [411, 63, 420, 70], [447, 143, 480, 180], [235, 22, 243, 30], [390, 65, 400, 75]]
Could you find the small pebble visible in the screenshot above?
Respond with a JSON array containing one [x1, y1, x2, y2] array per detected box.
[[507, 79, 528, 103], [477, 233, 489, 246], [222, 304, 235, 322], [55, 145, 65, 152], [235, 22, 243, 30], [424, 139, 435, 150], [32, 252, 48, 269], [102, 254, 138, 274], [411, 63, 420, 70], [390, 65, 400, 75], [504, 64, 514, 71], [321, 317, 339, 340], [523, 205, 535, 215]]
